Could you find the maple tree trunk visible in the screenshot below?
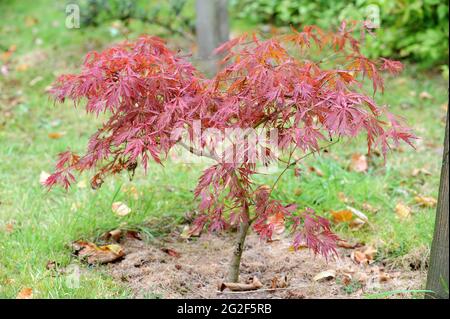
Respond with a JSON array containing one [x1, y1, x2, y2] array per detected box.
[[426, 111, 449, 299], [195, 0, 229, 75], [228, 217, 250, 283]]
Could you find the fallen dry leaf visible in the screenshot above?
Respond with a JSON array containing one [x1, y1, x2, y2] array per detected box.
[[112, 201, 131, 217], [346, 206, 369, 222], [338, 192, 352, 204], [0, 44, 16, 62], [72, 240, 125, 264], [349, 153, 368, 172], [122, 185, 140, 200], [270, 275, 288, 289], [363, 246, 377, 260], [349, 217, 366, 231], [15, 63, 30, 72], [395, 203, 411, 219], [161, 248, 181, 258], [180, 224, 202, 239], [16, 287, 33, 299], [108, 229, 122, 242], [411, 168, 432, 177], [101, 229, 141, 242], [340, 272, 352, 286], [46, 260, 58, 270], [330, 209, 353, 223], [24, 16, 38, 27], [337, 240, 363, 249], [351, 251, 368, 264], [355, 272, 368, 285], [308, 166, 324, 177], [419, 91, 433, 100], [220, 277, 263, 292], [362, 202, 379, 214], [414, 196, 437, 208], [351, 246, 377, 265], [5, 223, 14, 234], [379, 271, 391, 283], [313, 269, 336, 282], [47, 132, 66, 139]]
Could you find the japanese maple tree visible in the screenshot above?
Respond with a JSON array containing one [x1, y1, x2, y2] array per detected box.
[[45, 21, 415, 282]]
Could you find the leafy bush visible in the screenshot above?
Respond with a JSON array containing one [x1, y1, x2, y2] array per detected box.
[[231, 0, 449, 68], [75, 0, 137, 27], [74, 0, 195, 36], [45, 22, 414, 282]]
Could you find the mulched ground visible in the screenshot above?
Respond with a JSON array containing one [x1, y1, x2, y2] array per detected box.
[[106, 231, 427, 299]]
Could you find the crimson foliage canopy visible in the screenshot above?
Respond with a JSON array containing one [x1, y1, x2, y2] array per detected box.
[[46, 22, 415, 257]]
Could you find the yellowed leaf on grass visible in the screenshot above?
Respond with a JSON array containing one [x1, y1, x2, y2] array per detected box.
[[39, 171, 50, 186], [123, 185, 140, 200], [395, 203, 411, 219], [1, 45, 16, 63], [338, 192, 352, 204], [15, 63, 30, 72], [5, 223, 14, 233], [411, 168, 432, 177], [419, 91, 433, 100], [112, 201, 131, 217], [349, 153, 368, 172], [346, 206, 369, 222], [414, 196, 437, 208], [362, 202, 379, 214], [308, 166, 324, 177], [349, 218, 366, 230], [16, 287, 33, 299], [330, 210, 353, 223], [24, 16, 38, 27], [48, 132, 66, 139]]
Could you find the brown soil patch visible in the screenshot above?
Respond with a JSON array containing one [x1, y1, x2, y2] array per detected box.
[[107, 231, 426, 299]]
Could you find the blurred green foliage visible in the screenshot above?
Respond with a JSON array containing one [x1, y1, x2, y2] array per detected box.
[[73, 0, 195, 35], [230, 0, 449, 68]]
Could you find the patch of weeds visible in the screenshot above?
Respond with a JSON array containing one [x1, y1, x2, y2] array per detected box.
[[337, 278, 363, 295]]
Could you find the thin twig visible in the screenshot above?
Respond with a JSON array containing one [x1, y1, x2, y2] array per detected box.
[[217, 285, 309, 294]]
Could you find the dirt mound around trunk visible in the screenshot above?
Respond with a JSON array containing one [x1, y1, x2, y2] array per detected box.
[[107, 233, 426, 299]]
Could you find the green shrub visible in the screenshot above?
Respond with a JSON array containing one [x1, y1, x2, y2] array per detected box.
[[231, 0, 449, 68], [73, 0, 195, 36]]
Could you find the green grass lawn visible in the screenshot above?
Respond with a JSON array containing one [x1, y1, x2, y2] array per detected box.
[[0, 0, 448, 298]]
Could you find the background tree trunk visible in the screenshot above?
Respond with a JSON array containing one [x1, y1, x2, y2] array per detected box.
[[426, 110, 449, 299], [195, 0, 229, 76]]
